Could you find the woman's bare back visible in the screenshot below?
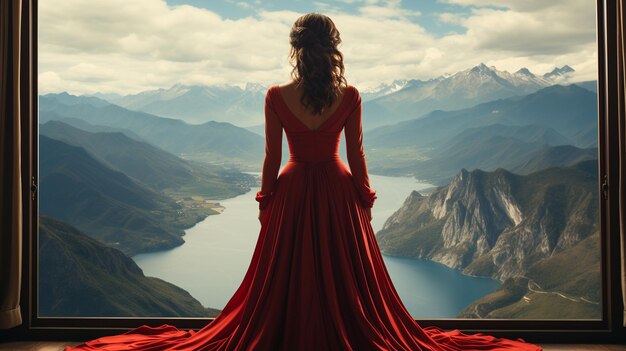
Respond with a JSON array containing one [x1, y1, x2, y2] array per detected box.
[[277, 82, 347, 132]]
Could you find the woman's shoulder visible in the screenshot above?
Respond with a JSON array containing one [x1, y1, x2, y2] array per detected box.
[[265, 83, 289, 98], [344, 84, 359, 93], [343, 84, 360, 98], [274, 81, 297, 93], [343, 84, 361, 105], [266, 82, 293, 101], [266, 84, 281, 95], [264, 85, 282, 110]]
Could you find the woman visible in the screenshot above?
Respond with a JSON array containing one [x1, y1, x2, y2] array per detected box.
[[66, 13, 542, 351]]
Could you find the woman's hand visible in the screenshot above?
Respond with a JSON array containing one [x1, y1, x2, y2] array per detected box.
[[366, 207, 372, 222], [258, 208, 267, 223]]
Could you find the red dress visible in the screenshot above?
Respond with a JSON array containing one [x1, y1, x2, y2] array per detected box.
[[66, 86, 542, 351]]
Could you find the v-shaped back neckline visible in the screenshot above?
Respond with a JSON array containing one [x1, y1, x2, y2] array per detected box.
[[274, 85, 351, 132]]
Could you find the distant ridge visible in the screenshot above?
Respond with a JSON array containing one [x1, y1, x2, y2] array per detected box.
[[104, 83, 268, 126], [40, 120, 253, 197], [362, 63, 578, 130], [39, 93, 265, 169], [364, 84, 598, 183], [77, 63, 582, 131]]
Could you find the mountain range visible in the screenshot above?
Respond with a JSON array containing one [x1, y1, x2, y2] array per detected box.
[[41, 65, 598, 185], [86, 64, 587, 134], [361, 64, 581, 130], [364, 84, 598, 184], [102, 83, 267, 126], [40, 93, 266, 169], [40, 120, 254, 196], [41, 64, 595, 175], [362, 65, 575, 102]]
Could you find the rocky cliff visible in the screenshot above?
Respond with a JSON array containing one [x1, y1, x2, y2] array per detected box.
[[377, 159, 598, 281]]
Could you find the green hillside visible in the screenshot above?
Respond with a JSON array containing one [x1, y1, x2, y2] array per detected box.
[[458, 233, 601, 319], [39, 216, 221, 317], [40, 135, 196, 255]]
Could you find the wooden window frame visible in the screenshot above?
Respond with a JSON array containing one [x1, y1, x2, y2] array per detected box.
[[3, 0, 625, 343]]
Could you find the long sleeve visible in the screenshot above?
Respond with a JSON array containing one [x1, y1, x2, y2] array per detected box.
[[255, 89, 283, 210], [344, 89, 377, 208]]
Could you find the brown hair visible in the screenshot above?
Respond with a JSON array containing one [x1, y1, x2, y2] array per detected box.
[[289, 13, 347, 115]]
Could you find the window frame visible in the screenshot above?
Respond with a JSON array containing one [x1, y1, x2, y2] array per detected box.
[[7, 0, 625, 343]]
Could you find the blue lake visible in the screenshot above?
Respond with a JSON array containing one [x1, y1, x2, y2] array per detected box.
[[133, 173, 501, 318]]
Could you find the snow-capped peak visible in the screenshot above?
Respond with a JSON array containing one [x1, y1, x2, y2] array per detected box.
[[245, 82, 267, 93], [515, 67, 535, 77], [543, 65, 575, 81], [470, 62, 494, 73], [361, 79, 411, 100]]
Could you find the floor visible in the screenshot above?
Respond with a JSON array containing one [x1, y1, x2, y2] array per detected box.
[[1, 342, 625, 350]]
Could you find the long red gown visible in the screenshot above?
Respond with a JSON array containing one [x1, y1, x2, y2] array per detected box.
[[66, 85, 542, 351]]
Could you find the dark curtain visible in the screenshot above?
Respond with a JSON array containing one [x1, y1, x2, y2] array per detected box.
[[0, 0, 23, 329], [619, 0, 626, 329]]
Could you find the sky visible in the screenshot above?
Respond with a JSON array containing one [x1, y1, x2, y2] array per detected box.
[[38, 0, 598, 95]]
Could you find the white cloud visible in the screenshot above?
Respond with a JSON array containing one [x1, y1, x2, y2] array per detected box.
[[337, 0, 381, 4], [236, 2, 253, 10], [438, 12, 465, 25], [356, 0, 420, 19], [39, 0, 598, 95], [429, 0, 597, 82], [358, 5, 421, 18], [460, 5, 595, 55], [39, 0, 293, 94], [439, 0, 574, 12]]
